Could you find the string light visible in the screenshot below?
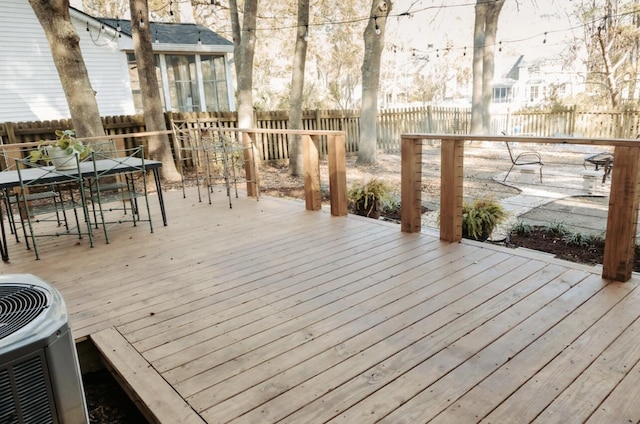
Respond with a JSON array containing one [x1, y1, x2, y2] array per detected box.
[[198, 30, 202, 45], [169, 0, 174, 16], [498, 41, 502, 52], [139, 10, 145, 28], [303, 25, 310, 42], [374, 16, 381, 35], [543, 32, 547, 44]]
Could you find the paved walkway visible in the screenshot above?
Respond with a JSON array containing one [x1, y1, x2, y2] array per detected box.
[[422, 164, 612, 241]]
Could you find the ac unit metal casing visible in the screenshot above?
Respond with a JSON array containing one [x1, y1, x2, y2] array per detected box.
[[0, 274, 88, 424]]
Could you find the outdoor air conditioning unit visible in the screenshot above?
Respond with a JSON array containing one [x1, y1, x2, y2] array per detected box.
[[0, 274, 88, 424]]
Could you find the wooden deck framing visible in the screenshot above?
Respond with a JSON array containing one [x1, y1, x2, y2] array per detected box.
[[4, 186, 640, 423]]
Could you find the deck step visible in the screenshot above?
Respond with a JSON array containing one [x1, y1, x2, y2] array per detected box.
[[91, 327, 205, 424]]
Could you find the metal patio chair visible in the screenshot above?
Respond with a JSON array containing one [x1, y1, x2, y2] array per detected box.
[[501, 132, 543, 183]]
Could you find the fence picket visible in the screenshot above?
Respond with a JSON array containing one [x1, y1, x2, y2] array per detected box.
[[2, 106, 640, 160]]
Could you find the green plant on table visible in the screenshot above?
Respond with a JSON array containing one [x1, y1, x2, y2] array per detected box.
[[462, 196, 507, 241], [347, 178, 395, 219], [29, 129, 93, 163]]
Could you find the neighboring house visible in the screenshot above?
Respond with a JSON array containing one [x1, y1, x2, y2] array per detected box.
[[0, 0, 235, 123], [492, 55, 585, 109]]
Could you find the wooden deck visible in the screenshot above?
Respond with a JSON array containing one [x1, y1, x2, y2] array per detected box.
[[4, 186, 640, 423]]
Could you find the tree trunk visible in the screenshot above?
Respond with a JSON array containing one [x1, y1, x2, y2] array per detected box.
[[230, 0, 258, 130], [482, 0, 504, 133], [229, 0, 259, 196], [288, 0, 310, 176], [470, 1, 486, 135], [358, 0, 392, 165], [470, 0, 504, 135], [28, 0, 105, 139], [129, 0, 180, 182]]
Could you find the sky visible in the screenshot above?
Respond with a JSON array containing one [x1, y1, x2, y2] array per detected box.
[[386, 0, 582, 60]]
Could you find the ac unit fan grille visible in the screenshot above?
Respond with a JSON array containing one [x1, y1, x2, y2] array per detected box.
[[0, 286, 49, 340]]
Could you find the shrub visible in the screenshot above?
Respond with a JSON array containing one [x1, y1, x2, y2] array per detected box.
[[462, 197, 508, 241], [347, 178, 395, 219]]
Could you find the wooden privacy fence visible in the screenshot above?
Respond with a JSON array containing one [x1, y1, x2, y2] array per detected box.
[[400, 133, 640, 283], [4, 107, 640, 162]]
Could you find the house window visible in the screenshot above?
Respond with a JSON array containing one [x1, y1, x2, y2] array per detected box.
[[201, 55, 230, 112], [529, 85, 540, 102], [127, 53, 231, 113], [493, 87, 511, 103], [127, 53, 165, 114], [165, 55, 200, 112]]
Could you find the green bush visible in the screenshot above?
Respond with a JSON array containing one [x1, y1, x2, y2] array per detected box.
[[347, 178, 395, 219], [462, 197, 507, 241]]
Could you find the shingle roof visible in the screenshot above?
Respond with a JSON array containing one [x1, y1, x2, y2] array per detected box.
[[99, 18, 233, 47]]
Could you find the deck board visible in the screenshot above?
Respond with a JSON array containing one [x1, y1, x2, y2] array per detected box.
[[3, 186, 640, 423]]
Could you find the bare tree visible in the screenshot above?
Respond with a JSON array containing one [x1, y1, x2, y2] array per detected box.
[[577, 0, 640, 108], [358, 0, 393, 165], [288, 0, 310, 176], [129, 0, 180, 181], [28, 0, 105, 138], [470, 0, 505, 135]]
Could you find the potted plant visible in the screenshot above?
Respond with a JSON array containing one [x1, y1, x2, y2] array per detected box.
[[347, 178, 395, 219], [29, 129, 92, 170], [461, 197, 507, 241]]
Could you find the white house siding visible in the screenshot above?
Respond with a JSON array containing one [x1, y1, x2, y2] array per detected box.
[[0, 0, 134, 123]]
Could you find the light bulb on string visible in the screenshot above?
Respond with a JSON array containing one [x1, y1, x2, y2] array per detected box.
[[463, 47, 466, 56], [139, 10, 145, 28], [543, 32, 547, 44], [303, 25, 309, 42], [498, 41, 502, 52], [169, 1, 174, 16], [373, 16, 381, 35]]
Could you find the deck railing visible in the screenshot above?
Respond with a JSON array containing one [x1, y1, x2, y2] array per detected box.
[[401, 134, 640, 283], [13, 128, 348, 217], [241, 128, 348, 216]]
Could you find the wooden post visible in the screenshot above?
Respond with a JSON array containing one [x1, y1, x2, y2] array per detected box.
[[440, 138, 464, 242], [242, 131, 260, 197], [327, 133, 347, 216], [401, 137, 423, 233], [302, 134, 322, 211], [603, 145, 640, 281]]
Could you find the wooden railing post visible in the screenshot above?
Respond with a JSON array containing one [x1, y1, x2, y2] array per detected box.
[[401, 136, 422, 233], [242, 131, 260, 197], [302, 134, 322, 211], [603, 145, 640, 281], [440, 138, 464, 242], [327, 133, 347, 216]]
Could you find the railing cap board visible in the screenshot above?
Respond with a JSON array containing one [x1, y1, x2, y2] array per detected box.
[[401, 133, 640, 148]]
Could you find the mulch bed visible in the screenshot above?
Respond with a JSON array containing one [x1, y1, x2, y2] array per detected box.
[[506, 226, 640, 272], [84, 370, 148, 424]]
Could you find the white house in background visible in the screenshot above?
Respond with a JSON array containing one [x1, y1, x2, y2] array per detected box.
[[492, 55, 585, 109], [0, 0, 235, 123]]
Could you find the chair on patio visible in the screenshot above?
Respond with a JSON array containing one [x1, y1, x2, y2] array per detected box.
[[198, 119, 260, 208], [170, 119, 211, 203], [14, 155, 93, 259], [86, 145, 153, 244], [0, 146, 63, 244], [501, 132, 543, 183]]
